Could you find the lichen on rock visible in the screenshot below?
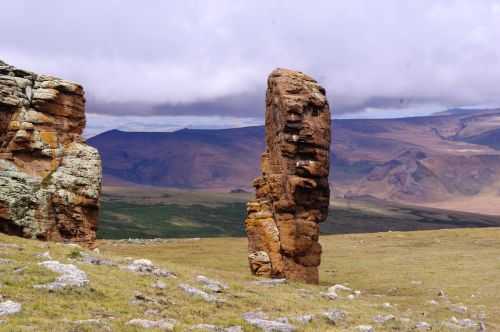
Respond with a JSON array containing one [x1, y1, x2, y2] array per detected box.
[[0, 60, 101, 247], [245, 68, 331, 284]]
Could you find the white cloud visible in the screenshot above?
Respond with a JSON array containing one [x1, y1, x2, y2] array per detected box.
[[2, 0, 500, 118], [337, 103, 447, 120]]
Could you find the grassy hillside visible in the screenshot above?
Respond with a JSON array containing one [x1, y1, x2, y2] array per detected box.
[[0, 228, 498, 331], [98, 187, 500, 239]]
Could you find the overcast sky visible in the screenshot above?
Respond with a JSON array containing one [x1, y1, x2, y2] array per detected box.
[[2, 1, 500, 136]]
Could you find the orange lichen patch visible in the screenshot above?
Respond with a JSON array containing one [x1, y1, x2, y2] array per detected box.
[[8, 120, 20, 130], [39, 131, 58, 148], [50, 156, 59, 170]]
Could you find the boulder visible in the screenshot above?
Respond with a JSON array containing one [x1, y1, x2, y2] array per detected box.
[[243, 311, 296, 332], [0, 300, 21, 316], [196, 275, 228, 293], [126, 258, 174, 277], [0, 60, 101, 247], [34, 260, 89, 290], [245, 68, 331, 284]]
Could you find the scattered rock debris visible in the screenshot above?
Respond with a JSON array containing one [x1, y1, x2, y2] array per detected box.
[[356, 325, 375, 332], [251, 278, 287, 286], [117, 238, 200, 245], [196, 275, 228, 293], [443, 316, 479, 329], [294, 314, 314, 324], [323, 309, 347, 325], [449, 304, 468, 314], [321, 284, 360, 300], [130, 291, 171, 306], [373, 314, 395, 324], [0, 258, 14, 265], [179, 283, 218, 303], [190, 324, 243, 331], [415, 321, 432, 330], [126, 259, 175, 277], [152, 280, 167, 289], [79, 252, 115, 266], [126, 318, 177, 331]]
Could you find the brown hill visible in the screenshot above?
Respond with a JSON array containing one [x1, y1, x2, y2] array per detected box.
[[88, 109, 500, 214]]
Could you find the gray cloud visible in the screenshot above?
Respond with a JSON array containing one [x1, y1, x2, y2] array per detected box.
[[2, 0, 500, 120]]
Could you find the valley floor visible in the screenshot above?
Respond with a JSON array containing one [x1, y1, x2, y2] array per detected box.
[[98, 186, 500, 239], [0, 228, 499, 331]]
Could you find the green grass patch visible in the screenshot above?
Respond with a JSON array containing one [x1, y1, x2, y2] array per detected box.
[[97, 192, 500, 239]]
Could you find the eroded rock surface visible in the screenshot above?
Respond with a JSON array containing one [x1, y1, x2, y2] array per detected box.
[[0, 60, 101, 247], [245, 68, 331, 284]]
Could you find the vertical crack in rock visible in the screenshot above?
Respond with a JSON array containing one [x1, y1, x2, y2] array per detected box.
[[245, 68, 331, 284], [0, 60, 101, 247]]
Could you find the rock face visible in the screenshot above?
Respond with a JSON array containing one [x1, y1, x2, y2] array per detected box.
[[244, 68, 331, 284], [0, 60, 101, 247]]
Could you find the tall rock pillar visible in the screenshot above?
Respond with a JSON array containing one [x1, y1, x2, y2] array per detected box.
[[245, 68, 331, 284], [0, 60, 102, 247]]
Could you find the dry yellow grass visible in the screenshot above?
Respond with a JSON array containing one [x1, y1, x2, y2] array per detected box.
[[0, 228, 499, 331]]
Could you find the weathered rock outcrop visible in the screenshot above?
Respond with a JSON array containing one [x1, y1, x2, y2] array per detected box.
[[0, 60, 101, 247], [245, 68, 331, 284]]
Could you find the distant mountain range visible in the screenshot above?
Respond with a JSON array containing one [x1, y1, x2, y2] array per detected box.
[[88, 108, 500, 215]]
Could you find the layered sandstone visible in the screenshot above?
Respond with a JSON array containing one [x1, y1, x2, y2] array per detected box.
[[245, 68, 331, 284], [0, 60, 101, 247]]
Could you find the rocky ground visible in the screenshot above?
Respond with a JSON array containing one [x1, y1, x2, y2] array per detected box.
[[0, 228, 498, 331]]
